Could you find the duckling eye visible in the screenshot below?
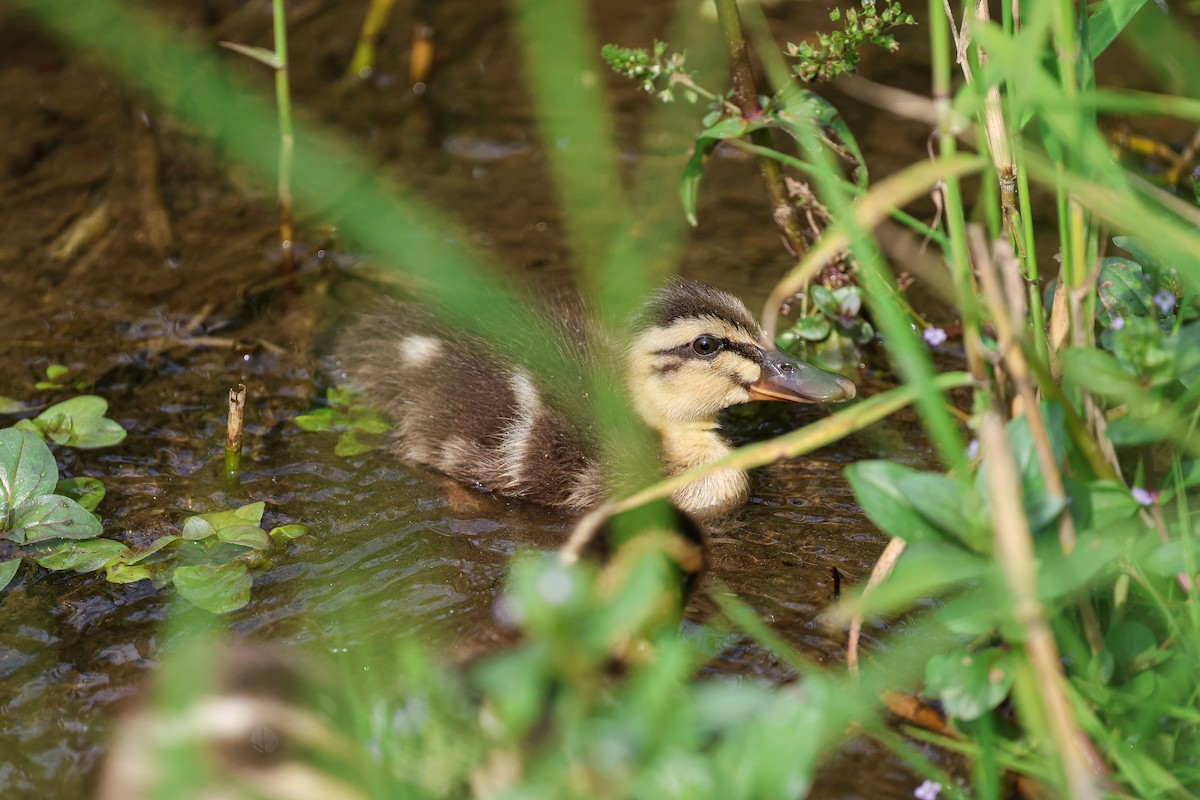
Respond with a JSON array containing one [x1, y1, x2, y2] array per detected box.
[[691, 336, 722, 356]]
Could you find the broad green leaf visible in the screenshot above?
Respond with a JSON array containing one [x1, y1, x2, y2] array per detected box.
[[106, 561, 152, 584], [779, 315, 832, 345], [13, 495, 103, 542], [1106, 415, 1172, 446], [55, 477, 105, 512], [183, 502, 266, 540], [1088, 0, 1151, 59], [1065, 479, 1140, 528], [925, 647, 1014, 721], [0, 559, 19, 591], [811, 285, 841, 319], [680, 115, 752, 226], [335, 430, 378, 456], [0, 428, 59, 527], [294, 408, 339, 432], [45, 365, 71, 381], [268, 524, 308, 542], [120, 534, 181, 565], [216, 524, 271, 550], [1036, 534, 1124, 601], [34, 396, 126, 448], [181, 516, 219, 541], [33, 538, 130, 572], [1096, 257, 1150, 323], [846, 461, 958, 543], [895, 471, 975, 543], [172, 563, 253, 614], [1062, 348, 1142, 399], [939, 592, 1005, 637], [1106, 621, 1158, 679], [349, 412, 391, 434]]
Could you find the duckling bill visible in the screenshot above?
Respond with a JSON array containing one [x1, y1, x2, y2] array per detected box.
[[337, 279, 855, 518]]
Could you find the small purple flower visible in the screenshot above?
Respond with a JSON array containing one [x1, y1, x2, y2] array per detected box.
[[1109, 315, 1125, 330], [923, 327, 948, 346], [1154, 289, 1177, 315], [1131, 487, 1160, 507], [914, 780, 943, 800], [965, 439, 980, 460]]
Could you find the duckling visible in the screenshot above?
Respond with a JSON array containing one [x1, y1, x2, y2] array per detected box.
[[336, 279, 855, 518]]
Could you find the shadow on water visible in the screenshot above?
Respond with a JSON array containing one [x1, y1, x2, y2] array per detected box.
[[0, 1, 951, 795]]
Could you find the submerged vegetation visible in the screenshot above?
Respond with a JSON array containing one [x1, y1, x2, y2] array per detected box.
[[6, 0, 1200, 796]]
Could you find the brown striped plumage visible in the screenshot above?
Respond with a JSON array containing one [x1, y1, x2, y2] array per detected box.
[[337, 280, 855, 517]]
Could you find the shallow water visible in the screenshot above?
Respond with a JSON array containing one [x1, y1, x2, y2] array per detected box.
[[0, 1, 953, 796]]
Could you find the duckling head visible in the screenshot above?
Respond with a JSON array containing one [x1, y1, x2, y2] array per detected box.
[[627, 279, 856, 430], [625, 280, 856, 516]]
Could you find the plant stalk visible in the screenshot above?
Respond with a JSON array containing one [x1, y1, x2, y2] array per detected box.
[[273, 0, 296, 283], [711, 0, 807, 259], [225, 383, 246, 482]]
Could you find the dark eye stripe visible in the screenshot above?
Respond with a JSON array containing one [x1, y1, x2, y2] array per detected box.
[[653, 339, 762, 362]]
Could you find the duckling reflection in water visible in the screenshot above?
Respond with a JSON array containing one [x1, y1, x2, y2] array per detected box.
[[338, 279, 855, 518]]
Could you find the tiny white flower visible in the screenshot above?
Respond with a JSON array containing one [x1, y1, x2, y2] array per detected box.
[[923, 327, 948, 346], [1131, 487, 1159, 507], [1154, 289, 1177, 315], [1109, 315, 1125, 330], [914, 780, 943, 800]]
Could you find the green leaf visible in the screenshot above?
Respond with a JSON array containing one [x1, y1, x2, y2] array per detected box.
[[218, 41, 282, 69], [895, 471, 974, 542], [349, 412, 391, 434], [13, 495, 103, 542], [1065, 479, 1140, 528], [0, 396, 28, 414], [106, 561, 153, 584], [45, 364, 71, 381], [294, 408, 338, 432], [846, 461, 956, 543], [680, 115, 752, 226], [1036, 534, 1124, 601], [268, 524, 308, 542], [33, 538, 131, 572], [1096, 257, 1150, 323], [939, 592, 1005, 637], [0, 428, 59, 528], [216, 524, 271, 550], [925, 647, 1014, 721], [1106, 415, 1171, 446], [811, 285, 841, 319], [771, 84, 866, 186], [181, 516, 219, 541], [173, 563, 253, 613], [0, 559, 19, 591], [183, 502, 267, 541], [1062, 348, 1142, 400], [120, 534, 181, 565], [55, 476, 105, 512], [335, 430, 379, 456], [779, 315, 832, 344], [33, 396, 126, 449], [1088, 0, 1151, 59]]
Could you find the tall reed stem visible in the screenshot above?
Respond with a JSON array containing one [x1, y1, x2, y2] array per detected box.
[[273, 0, 296, 281]]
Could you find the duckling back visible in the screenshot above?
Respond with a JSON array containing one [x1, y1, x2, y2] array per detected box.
[[337, 305, 606, 510]]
